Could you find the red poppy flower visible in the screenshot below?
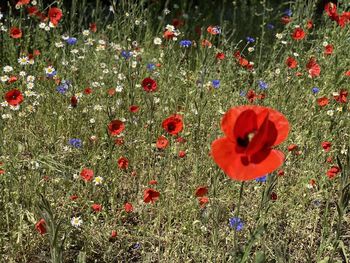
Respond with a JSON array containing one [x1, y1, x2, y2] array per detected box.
[[291, 28, 305, 40], [198, 196, 209, 208], [306, 58, 321, 78], [216, 52, 225, 60], [9, 27, 22, 39], [270, 192, 278, 201], [324, 44, 334, 55], [286, 57, 298, 69], [35, 218, 47, 235], [80, 168, 94, 182], [114, 137, 124, 145], [178, 150, 186, 158], [334, 89, 348, 103], [317, 97, 329, 107], [346, 70, 350, 76], [142, 77, 157, 92], [149, 180, 157, 185], [27, 6, 39, 16], [70, 195, 78, 201], [162, 114, 183, 135], [124, 202, 133, 213], [16, 0, 30, 6], [129, 105, 139, 113], [117, 157, 129, 170], [306, 20, 313, 29], [89, 23, 97, 32], [91, 203, 102, 212], [8, 76, 18, 83], [108, 119, 125, 136], [281, 16, 292, 24], [156, 136, 169, 149], [110, 230, 117, 238], [107, 88, 116, 96], [211, 105, 290, 181], [143, 188, 160, 203], [326, 156, 333, 163], [84, 87, 92, 94], [195, 186, 208, 197], [5, 89, 24, 106], [326, 166, 341, 179], [324, 2, 338, 19], [322, 141, 332, 152], [277, 169, 285, 176], [48, 7, 62, 26], [163, 30, 175, 40], [70, 96, 78, 107], [172, 18, 184, 28]]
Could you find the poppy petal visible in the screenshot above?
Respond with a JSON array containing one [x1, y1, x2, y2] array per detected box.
[[212, 136, 284, 181]]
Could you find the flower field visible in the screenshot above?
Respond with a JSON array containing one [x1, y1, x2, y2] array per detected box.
[[0, 0, 350, 262]]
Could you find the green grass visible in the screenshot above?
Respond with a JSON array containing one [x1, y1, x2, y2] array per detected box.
[[0, 0, 350, 262]]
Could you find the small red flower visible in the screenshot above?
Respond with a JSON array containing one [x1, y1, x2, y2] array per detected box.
[[291, 28, 305, 40], [317, 97, 329, 107], [117, 157, 129, 170], [35, 219, 47, 235], [288, 144, 298, 152], [306, 58, 321, 78], [89, 23, 97, 32], [286, 57, 298, 69], [334, 89, 348, 103], [321, 141, 332, 152], [270, 192, 278, 201], [144, 188, 160, 203], [195, 186, 208, 197], [142, 77, 157, 92], [70, 195, 78, 201], [149, 180, 158, 185], [163, 30, 175, 40], [178, 150, 186, 158], [326, 166, 341, 179], [16, 0, 30, 6], [9, 27, 22, 39], [324, 44, 334, 55], [129, 105, 139, 113], [281, 16, 292, 24], [324, 2, 338, 19], [345, 70, 350, 77], [306, 20, 313, 29], [114, 137, 124, 145], [162, 114, 183, 135], [108, 120, 125, 136], [111, 230, 117, 238], [277, 169, 285, 176], [84, 87, 92, 94], [156, 136, 169, 149], [5, 89, 24, 106], [48, 7, 63, 26], [91, 203, 102, 212], [70, 96, 78, 107], [211, 105, 290, 181], [80, 168, 94, 182], [198, 196, 209, 208], [216, 52, 225, 60], [124, 202, 133, 213]]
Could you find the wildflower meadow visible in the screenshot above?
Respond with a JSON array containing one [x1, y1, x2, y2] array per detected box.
[[0, 0, 350, 262]]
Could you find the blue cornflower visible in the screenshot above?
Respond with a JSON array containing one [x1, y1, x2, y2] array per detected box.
[[284, 8, 292, 17], [56, 80, 70, 94], [246, 36, 255, 43], [121, 50, 132, 59], [312, 87, 320, 94], [47, 71, 57, 78], [255, 175, 267, 183], [212, 79, 220, 88], [146, 63, 156, 71], [267, 23, 275, 30], [229, 217, 244, 231], [69, 138, 82, 148], [66, 37, 77, 45], [240, 90, 246, 97], [258, 80, 268, 90], [179, 40, 192, 47]]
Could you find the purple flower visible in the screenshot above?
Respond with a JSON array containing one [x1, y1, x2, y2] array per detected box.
[[229, 217, 244, 231]]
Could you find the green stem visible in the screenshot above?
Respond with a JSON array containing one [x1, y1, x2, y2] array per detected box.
[[233, 181, 245, 261]]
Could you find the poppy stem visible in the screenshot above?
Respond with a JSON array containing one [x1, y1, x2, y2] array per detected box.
[[233, 181, 245, 261]]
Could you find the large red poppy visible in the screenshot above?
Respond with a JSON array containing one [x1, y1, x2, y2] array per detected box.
[[48, 7, 62, 26], [5, 89, 24, 106], [211, 105, 289, 181], [108, 119, 125, 136], [162, 114, 183, 135]]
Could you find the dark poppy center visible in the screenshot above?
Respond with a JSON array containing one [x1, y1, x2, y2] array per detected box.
[[167, 123, 176, 131], [237, 132, 255, 148]]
